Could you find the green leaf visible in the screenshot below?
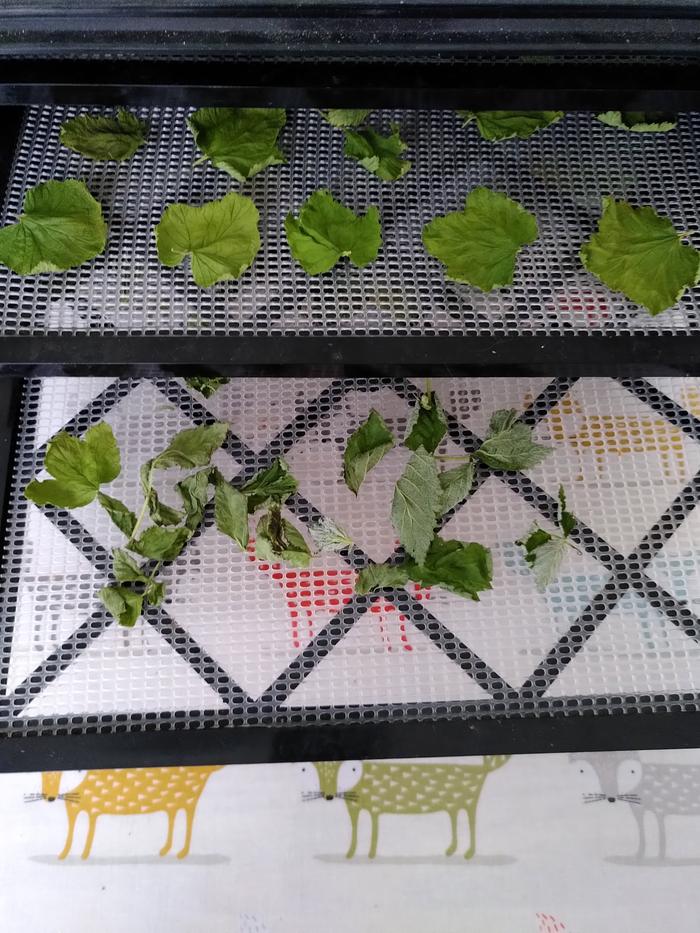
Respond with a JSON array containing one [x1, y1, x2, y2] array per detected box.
[[516, 526, 571, 590], [596, 111, 677, 133], [285, 190, 382, 275], [474, 409, 551, 471], [558, 485, 576, 538], [97, 492, 137, 536], [324, 109, 372, 127], [215, 481, 249, 549], [155, 192, 261, 288], [176, 467, 215, 531], [184, 376, 230, 398], [405, 390, 448, 454], [99, 585, 143, 628], [152, 422, 229, 471], [459, 110, 564, 141], [580, 197, 700, 316], [343, 124, 411, 181], [188, 107, 286, 182], [404, 536, 493, 600], [356, 562, 410, 595], [60, 109, 148, 161], [343, 409, 395, 495], [145, 488, 184, 527], [24, 421, 121, 509], [308, 516, 353, 553], [255, 507, 311, 568], [112, 548, 149, 584], [241, 458, 298, 512], [129, 526, 191, 561], [0, 179, 107, 275], [438, 461, 475, 514], [144, 580, 166, 607], [422, 187, 538, 291], [391, 448, 442, 564]]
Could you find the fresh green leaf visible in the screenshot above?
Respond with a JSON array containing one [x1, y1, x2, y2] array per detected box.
[[99, 585, 143, 628], [129, 526, 191, 561], [152, 422, 228, 471], [145, 488, 184, 526], [343, 124, 411, 181], [558, 485, 576, 537], [459, 110, 564, 141], [188, 108, 286, 182], [176, 467, 215, 531], [0, 179, 107, 275], [474, 409, 551, 471], [422, 187, 538, 290], [285, 189, 382, 275], [391, 448, 442, 564], [60, 109, 148, 161], [438, 461, 475, 514], [184, 376, 230, 398], [516, 526, 571, 590], [596, 111, 677, 133], [24, 421, 121, 509], [255, 507, 311, 568], [215, 481, 249, 549], [155, 192, 260, 288], [404, 536, 493, 600], [580, 197, 700, 316], [144, 580, 166, 607], [308, 516, 353, 552], [112, 548, 149, 584], [356, 562, 410, 594], [97, 492, 137, 536], [405, 390, 448, 454], [324, 109, 372, 127], [343, 409, 395, 495], [241, 458, 298, 512]]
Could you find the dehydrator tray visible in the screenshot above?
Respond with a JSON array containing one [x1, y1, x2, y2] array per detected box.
[[2, 107, 700, 375], [3, 373, 700, 768]]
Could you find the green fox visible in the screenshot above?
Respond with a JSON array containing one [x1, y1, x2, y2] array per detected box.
[[311, 756, 509, 859]]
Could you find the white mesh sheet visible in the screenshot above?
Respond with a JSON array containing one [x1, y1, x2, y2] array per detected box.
[[2, 374, 700, 737], [2, 107, 700, 336]]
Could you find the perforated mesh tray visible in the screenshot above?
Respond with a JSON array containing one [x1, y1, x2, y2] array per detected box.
[[3, 374, 700, 738], [2, 107, 700, 337]]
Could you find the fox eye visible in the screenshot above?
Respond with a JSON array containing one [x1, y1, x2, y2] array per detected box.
[[579, 769, 584, 774], [301, 767, 305, 772]]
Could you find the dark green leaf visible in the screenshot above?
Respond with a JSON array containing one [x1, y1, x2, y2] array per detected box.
[[241, 458, 298, 512], [438, 461, 475, 514], [391, 448, 442, 564], [404, 536, 493, 600], [404, 390, 448, 454], [129, 526, 191, 561], [97, 491, 137, 536], [188, 108, 286, 182], [0, 179, 107, 275], [184, 376, 230, 398], [343, 124, 411, 181], [215, 481, 249, 549], [152, 422, 229, 470], [60, 109, 148, 161], [99, 585, 143, 628], [146, 488, 184, 527], [343, 409, 395, 495], [474, 409, 551, 471], [355, 562, 410, 595], [112, 548, 149, 584], [324, 110, 372, 127], [558, 485, 576, 538], [176, 467, 215, 531], [255, 507, 311, 568]]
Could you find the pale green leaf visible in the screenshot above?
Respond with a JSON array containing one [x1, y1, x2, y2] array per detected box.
[[60, 109, 148, 160], [152, 422, 228, 470], [459, 110, 564, 141], [144, 580, 166, 607], [324, 109, 372, 127], [188, 107, 286, 182], [517, 526, 571, 590], [145, 488, 184, 527], [83, 422, 121, 485], [99, 585, 143, 628], [580, 197, 700, 315], [0, 179, 107, 275], [215, 481, 249, 549], [343, 124, 411, 181], [112, 548, 149, 584], [285, 189, 382, 275], [255, 507, 311, 568], [355, 562, 410, 594], [422, 187, 538, 290], [308, 516, 353, 553], [438, 461, 475, 514], [343, 409, 395, 495], [176, 467, 215, 531], [596, 111, 677, 133], [391, 448, 441, 564], [129, 526, 191, 561], [184, 376, 230, 398], [404, 390, 448, 454], [155, 192, 260, 288], [404, 536, 493, 600], [474, 409, 551, 471], [97, 492, 137, 537]]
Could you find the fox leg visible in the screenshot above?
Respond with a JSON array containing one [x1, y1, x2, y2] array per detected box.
[[58, 805, 79, 860], [445, 810, 458, 856], [81, 814, 99, 860], [160, 810, 176, 856]]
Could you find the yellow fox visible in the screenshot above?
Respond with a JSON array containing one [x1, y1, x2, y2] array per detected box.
[[41, 766, 222, 860]]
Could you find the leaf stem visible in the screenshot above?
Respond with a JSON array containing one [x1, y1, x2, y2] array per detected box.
[[128, 461, 155, 547]]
